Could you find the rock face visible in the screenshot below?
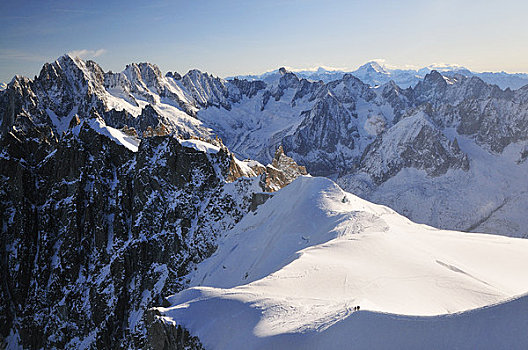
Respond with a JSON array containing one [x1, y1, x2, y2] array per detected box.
[[358, 111, 469, 184], [0, 119, 264, 348], [282, 93, 360, 177], [263, 146, 308, 191], [145, 309, 204, 350], [0, 65, 307, 347], [413, 73, 528, 154]]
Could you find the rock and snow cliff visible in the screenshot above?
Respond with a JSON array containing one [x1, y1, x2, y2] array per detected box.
[[205, 65, 528, 237]]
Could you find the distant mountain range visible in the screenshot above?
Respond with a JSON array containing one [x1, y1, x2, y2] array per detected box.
[[233, 61, 528, 90]]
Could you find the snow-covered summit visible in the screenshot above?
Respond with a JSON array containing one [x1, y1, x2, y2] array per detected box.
[[351, 61, 392, 86]]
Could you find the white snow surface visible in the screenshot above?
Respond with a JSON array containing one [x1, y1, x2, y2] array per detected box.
[[159, 176, 528, 349], [179, 139, 220, 154], [73, 118, 140, 152]]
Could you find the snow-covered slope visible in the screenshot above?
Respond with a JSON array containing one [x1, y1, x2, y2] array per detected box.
[[157, 176, 528, 349], [3, 55, 528, 349], [341, 130, 528, 237]]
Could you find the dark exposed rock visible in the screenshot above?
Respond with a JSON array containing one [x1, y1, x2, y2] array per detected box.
[[166, 71, 182, 81], [35, 55, 106, 118], [282, 94, 359, 176], [229, 78, 266, 99], [327, 73, 376, 103], [262, 146, 308, 191], [249, 192, 274, 212], [145, 309, 204, 350], [181, 70, 235, 110]]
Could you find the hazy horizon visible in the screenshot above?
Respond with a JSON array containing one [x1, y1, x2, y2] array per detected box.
[[2, 0, 528, 83]]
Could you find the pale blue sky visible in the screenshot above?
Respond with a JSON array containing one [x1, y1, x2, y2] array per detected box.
[[1, 0, 528, 83]]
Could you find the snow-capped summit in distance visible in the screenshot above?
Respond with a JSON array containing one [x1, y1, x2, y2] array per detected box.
[[233, 61, 528, 90]]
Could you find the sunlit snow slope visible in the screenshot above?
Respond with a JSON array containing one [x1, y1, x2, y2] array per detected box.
[[158, 176, 528, 349]]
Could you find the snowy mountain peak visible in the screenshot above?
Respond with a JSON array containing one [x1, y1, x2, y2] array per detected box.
[[351, 61, 392, 87], [3, 54, 528, 349], [357, 61, 388, 74], [423, 70, 447, 85], [59, 53, 84, 68], [122, 62, 165, 95], [125, 62, 164, 86]]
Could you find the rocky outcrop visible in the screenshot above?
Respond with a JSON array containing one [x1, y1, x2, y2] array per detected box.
[[145, 309, 204, 350], [181, 70, 235, 110], [261, 146, 308, 192]]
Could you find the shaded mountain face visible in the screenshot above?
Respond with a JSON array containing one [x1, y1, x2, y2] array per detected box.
[[0, 120, 258, 348]]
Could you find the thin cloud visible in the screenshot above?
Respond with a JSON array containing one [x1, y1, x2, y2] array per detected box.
[[52, 8, 99, 14], [0, 49, 47, 62], [68, 49, 107, 59]]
